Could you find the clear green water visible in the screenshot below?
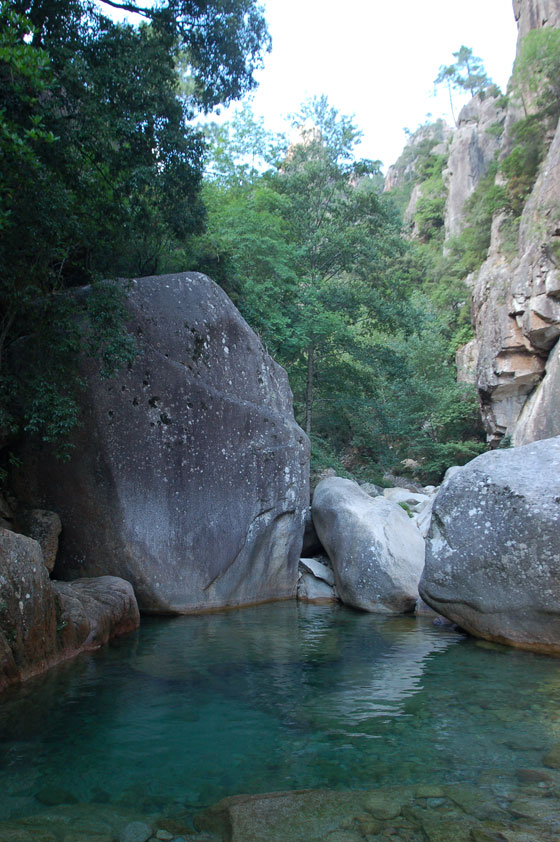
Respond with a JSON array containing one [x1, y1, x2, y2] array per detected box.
[[1, 602, 560, 823]]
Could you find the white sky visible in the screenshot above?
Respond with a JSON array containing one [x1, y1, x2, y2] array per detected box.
[[102, 0, 519, 172], [232, 0, 519, 170]]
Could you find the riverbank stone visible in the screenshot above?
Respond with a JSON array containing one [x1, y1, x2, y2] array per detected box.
[[0, 526, 139, 690], [312, 477, 425, 613], [419, 436, 560, 653]]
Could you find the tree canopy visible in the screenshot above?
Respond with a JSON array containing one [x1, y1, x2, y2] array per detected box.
[[192, 99, 485, 482], [435, 45, 494, 125], [0, 0, 270, 461]]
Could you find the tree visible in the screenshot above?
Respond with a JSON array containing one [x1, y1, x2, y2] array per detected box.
[[193, 101, 487, 481], [275, 98, 403, 434], [0, 0, 270, 462], [193, 98, 408, 441], [435, 45, 493, 126]]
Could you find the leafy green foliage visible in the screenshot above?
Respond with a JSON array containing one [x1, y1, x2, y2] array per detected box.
[[501, 114, 548, 216], [384, 121, 449, 214], [0, 0, 270, 467], [435, 45, 493, 97], [412, 153, 447, 244], [197, 97, 409, 438], [500, 28, 560, 218], [513, 27, 560, 119], [194, 102, 486, 483], [434, 46, 494, 125]]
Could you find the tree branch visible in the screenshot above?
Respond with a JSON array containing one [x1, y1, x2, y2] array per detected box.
[[98, 0, 152, 19]]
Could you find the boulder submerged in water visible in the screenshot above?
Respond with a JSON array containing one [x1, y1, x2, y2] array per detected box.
[[311, 477, 425, 613], [419, 436, 560, 653], [15, 272, 309, 614]]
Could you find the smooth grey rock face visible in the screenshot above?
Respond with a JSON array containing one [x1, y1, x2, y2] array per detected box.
[[297, 572, 337, 604], [312, 477, 425, 614], [413, 497, 435, 539], [0, 527, 58, 688], [419, 437, 560, 652], [299, 557, 335, 587], [383, 488, 429, 511], [444, 92, 505, 239], [17, 273, 309, 614]]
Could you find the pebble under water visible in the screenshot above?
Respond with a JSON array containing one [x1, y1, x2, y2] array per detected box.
[[1, 601, 560, 838]]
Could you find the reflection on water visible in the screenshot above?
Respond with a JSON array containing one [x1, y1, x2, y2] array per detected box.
[[0, 602, 559, 823]]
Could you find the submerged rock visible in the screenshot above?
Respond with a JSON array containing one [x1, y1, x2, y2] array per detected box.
[[420, 436, 560, 653], [195, 788, 414, 842], [15, 272, 309, 614], [312, 477, 425, 613]]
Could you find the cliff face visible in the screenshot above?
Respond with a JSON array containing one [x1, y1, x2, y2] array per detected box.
[[386, 0, 560, 447], [513, 0, 560, 38], [383, 120, 452, 231], [464, 0, 560, 445], [443, 94, 506, 239]]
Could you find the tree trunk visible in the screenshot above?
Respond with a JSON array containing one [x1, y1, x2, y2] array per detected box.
[[305, 344, 314, 436], [447, 79, 457, 128]]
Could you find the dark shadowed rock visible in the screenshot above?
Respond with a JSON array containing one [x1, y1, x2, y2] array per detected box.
[[0, 527, 57, 688], [420, 437, 560, 653], [0, 528, 139, 690], [16, 273, 309, 614], [301, 508, 324, 556], [53, 576, 139, 653], [312, 477, 425, 613], [15, 508, 61, 573]]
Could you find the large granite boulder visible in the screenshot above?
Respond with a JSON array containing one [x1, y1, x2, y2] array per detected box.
[[0, 527, 139, 690], [52, 577, 140, 654], [16, 272, 309, 614], [0, 528, 58, 688], [312, 477, 425, 613], [419, 437, 560, 653]]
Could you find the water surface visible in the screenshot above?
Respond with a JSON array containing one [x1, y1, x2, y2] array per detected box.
[[1, 602, 559, 823]]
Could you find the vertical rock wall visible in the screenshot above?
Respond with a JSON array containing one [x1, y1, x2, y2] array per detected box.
[[386, 1, 560, 448], [443, 94, 506, 240], [462, 1, 560, 445]]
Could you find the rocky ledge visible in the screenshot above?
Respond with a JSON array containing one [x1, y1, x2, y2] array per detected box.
[[0, 527, 139, 691]]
